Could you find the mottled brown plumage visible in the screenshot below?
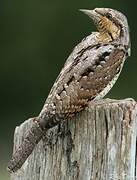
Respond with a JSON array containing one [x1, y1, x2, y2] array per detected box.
[[7, 8, 130, 173]]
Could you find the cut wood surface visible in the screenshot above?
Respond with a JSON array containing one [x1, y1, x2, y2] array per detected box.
[[10, 98, 137, 180]]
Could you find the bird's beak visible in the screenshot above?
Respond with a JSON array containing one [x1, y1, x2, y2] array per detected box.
[[79, 9, 101, 24]]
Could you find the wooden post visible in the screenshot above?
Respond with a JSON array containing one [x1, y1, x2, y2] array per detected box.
[[10, 99, 137, 180]]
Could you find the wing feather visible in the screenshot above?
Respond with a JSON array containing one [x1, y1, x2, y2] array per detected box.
[[41, 36, 126, 118]]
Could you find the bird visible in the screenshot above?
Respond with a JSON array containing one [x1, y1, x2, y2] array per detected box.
[[7, 8, 130, 173]]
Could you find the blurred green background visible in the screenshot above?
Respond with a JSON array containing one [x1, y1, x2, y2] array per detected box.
[[0, 0, 136, 179]]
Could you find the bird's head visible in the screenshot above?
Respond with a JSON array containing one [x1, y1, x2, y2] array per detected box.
[[80, 8, 130, 47]]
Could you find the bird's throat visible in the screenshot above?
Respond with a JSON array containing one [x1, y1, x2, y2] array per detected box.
[[97, 16, 121, 42]]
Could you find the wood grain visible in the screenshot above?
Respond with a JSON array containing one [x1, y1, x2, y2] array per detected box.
[[11, 98, 137, 180]]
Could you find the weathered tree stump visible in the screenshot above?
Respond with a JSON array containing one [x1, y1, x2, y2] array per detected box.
[[10, 98, 137, 180]]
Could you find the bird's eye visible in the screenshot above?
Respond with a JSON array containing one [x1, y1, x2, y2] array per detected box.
[[106, 13, 112, 19]]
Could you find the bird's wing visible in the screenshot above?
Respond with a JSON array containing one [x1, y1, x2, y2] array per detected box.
[[43, 37, 126, 118], [45, 33, 101, 103], [52, 44, 126, 117]]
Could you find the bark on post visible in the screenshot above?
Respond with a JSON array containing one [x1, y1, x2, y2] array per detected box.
[[10, 98, 137, 180]]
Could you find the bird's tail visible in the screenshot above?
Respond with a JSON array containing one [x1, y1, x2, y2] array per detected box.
[[7, 117, 45, 173]]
